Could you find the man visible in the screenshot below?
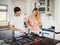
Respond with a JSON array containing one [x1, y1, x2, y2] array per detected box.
[[9, 7, 26, 37]]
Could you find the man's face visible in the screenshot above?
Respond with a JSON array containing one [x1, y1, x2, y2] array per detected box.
[[15, 11, 21, 16]]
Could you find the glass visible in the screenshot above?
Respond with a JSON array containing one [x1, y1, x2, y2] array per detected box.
[[0, 5, 7, 21], [0, 5, 7, 10], [0, 12, 7, 21]]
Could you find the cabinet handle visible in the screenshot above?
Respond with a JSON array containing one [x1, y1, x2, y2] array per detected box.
[[43, 33, 49, 35], [55, 32, 60, 34]]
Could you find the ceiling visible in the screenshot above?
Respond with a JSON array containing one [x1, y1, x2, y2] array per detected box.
[[12, 0, 39, 2], [13, 0, 27, 2]]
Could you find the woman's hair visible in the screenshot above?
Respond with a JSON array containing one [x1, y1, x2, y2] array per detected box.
[[32, 8, 38, 12], [32, 8, 41, 26], [32, 8, 40, 19]]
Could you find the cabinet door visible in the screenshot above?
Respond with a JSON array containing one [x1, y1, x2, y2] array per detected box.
[[0, 30, 13, 40], [46, 0, 54, 16], [28, 40, 41, 45], [46, 0, 51, 15], [42, 31, 54, 38]]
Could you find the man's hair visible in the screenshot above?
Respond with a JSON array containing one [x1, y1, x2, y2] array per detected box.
[[14, 7, 21, 13]]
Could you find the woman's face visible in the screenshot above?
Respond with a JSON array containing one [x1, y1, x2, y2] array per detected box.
[[33, 10, 38, 16]]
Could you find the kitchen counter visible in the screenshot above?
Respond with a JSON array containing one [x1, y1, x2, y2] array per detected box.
[[40, 36, 60, 45], [0, 28, 60, 45], [4, 32, 60, 45]]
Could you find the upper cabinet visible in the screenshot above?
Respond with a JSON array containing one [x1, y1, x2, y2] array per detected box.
[[39, 0, 45, 13], [39, 0, 55, 17]]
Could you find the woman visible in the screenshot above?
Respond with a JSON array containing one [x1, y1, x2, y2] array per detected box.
[[27, 8, 42, 34]]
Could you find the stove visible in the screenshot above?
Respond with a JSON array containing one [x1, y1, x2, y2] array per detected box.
[[4, 32, 60, 45], [16, 38, 32, 45], [4, 32, 41, 45]]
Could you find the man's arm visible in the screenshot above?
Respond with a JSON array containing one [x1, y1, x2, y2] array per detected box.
[[9, 25, 14, 30], [9, 25, 24, 33]]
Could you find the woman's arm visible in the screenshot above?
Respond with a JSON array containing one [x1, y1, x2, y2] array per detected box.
[[37, 16, 42, 27], [26, 16, 33, 29]]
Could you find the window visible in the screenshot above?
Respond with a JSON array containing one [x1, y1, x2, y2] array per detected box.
[[0, 4, 8, 21]]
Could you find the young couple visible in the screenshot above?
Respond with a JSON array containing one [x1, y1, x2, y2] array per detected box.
[[9, 7, 42, 37]]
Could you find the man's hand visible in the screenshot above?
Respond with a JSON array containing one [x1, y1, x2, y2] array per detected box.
[[15, 28, 24, 33], [9, 25, 25, 33]]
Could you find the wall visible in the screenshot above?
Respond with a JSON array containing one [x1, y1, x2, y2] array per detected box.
[[55, 0, 60, 32], [0, 0, 55, 28], [41, 14, 55, 28], [0, 0, 60, 41], [0, 0, 12, 26], [27, 0, 39, 16], [27, 0, 55, 28], [55, 0, 60, 40], [12, 0, 27, 15]]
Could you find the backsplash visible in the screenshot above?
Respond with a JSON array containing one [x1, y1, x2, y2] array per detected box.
[[41, 13, 55, 28]]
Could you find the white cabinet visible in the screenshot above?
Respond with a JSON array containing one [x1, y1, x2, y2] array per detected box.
[[55, 34, 60, 40], [39, 0, 55, 16], [42, 31, 54, 38], [39, 0, 46, 13], [46, 0, 51, 13], [0, 29, 13, 40]]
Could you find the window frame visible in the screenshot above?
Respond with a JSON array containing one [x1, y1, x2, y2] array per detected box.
[[0, 4, 8, 22]]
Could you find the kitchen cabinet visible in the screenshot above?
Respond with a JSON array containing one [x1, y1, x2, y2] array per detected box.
[[0, 28, 13, 40], [39, 0, 55, 17]]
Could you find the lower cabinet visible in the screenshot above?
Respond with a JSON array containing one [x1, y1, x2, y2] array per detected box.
[[0, 30, 13, 40], [27, 40, 41, 45]]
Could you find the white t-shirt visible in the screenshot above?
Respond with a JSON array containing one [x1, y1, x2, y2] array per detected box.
[[10, 13, 25, 37]]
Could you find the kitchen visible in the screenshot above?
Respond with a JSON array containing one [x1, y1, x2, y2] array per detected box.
[[0, 0, 60, 45]]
